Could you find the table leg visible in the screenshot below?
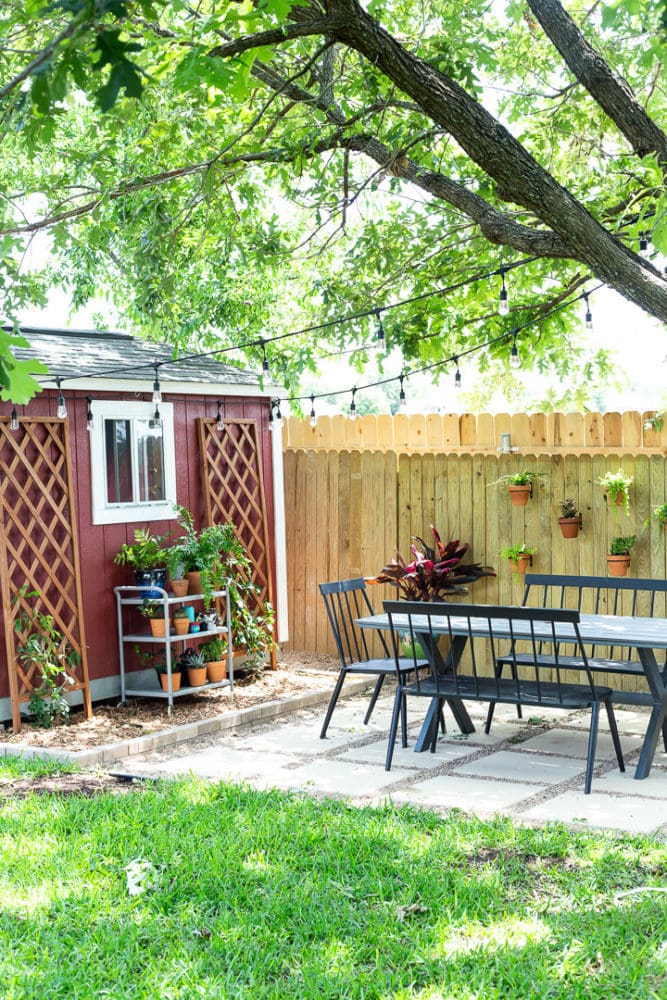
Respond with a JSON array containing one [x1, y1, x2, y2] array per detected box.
[[414, 634, 475, 753], [633, 648, 667, 779]]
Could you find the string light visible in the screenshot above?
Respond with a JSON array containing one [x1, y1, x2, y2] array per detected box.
[[10, 406, 19, 431], [583, 292, 593, 330], [454, 358, 462, 391], [152, 363, 162, 405], [56, 378, 67, 418], [398, 373, 407, 412], [375, 309, 386, 356], [498, 268, 509, 316], [215, 401, 224, 432], [149, 405, 162, 430], [261, 340, 270, 374], [509, 330, 521, 369], [269, 399, 282, 433], [309, 395, 317, 428], [349, 387, 357, 421], [639, 233, 649, 258], [86, 395, 94, 432]]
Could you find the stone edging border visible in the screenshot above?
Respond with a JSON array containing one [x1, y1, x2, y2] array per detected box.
[[0, 677, 372, 768]]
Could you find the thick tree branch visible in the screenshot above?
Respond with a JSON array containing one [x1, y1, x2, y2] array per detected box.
[[207, 17, 340, 60], [527, 0, 667, 163]]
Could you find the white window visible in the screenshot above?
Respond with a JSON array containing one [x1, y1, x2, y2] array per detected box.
[[89, 400, 177, 525]]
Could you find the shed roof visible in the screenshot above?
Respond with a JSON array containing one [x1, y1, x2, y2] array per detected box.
[[10, 326, 269, 390]]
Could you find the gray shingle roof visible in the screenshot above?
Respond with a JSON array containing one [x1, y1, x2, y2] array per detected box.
[[10, 326, 270, 389]]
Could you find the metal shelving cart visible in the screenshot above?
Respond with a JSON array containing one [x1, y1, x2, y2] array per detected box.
[[115, 584, 234, 712]]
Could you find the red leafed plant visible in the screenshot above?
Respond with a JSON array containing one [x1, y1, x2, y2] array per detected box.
[[366, 526, 495, 601]]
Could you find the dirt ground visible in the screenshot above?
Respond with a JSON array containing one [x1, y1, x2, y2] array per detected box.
[[0, 650, 339, 754]]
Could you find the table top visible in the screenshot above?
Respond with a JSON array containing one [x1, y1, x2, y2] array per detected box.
[[357, 610, 667, 650]]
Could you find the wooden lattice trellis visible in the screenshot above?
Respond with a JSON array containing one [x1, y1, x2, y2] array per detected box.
[[0, 418, 91, 731], [197, 418, 276, 667]]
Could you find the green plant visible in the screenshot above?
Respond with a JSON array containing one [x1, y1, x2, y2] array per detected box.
[[172, 607, 190, 620], [176, 647, 205, 672], [646, 503, 667, 529], [164, 543, 187, 581], [199, 638, 227, 663], [139, 600, 164, 619], [366, 525, 495, 601], [152, 644, 180, 675], [114, 528, 166, 571], [644, 412, 664, 433], [170, 505, 249, 608], [609, 535, 636, 555], [597, 469, 633, 517], [499, 543, 534, 561], [488, 470, 544, 487], [558, 498, 579, 519], [12, 588, 80, 727]]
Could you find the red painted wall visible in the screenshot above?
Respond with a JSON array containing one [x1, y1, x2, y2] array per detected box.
[[0, 389, 276, 699]]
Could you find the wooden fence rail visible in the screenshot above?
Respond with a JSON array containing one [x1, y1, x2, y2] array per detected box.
[[284, 447, 667, 674], [284, 411, 667, 453]]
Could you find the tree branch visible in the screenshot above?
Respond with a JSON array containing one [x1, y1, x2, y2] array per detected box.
[[527, 0, 667, 163]]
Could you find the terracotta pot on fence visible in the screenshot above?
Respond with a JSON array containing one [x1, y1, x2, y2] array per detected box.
[[509, 554, 531, 576], [557, 516, 582, 539], [206, 659, 226, 683], [149, 618, 166, 638], [607, 554, 631, 577], [171, 578, 189, 598], [159, 671, 181, 693], [508, 485, 531, 506]]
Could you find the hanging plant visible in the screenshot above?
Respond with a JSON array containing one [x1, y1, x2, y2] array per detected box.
[[597, 469, 633, 519], [645, 504, 667, 532], [499, 543, 534, 580], [487, 470, 545, 506]]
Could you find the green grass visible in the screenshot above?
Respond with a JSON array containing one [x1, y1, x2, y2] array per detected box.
[[0, 755, 79, 778], [0, 779, 665, 999]]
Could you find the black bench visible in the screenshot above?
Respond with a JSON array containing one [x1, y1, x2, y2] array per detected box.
[[488, 574, 667, 733]]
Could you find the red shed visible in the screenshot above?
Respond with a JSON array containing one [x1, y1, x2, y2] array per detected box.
[[0, 326, 288, 728]]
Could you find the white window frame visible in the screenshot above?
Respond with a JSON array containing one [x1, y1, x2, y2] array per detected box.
[[89, 400, 177, 525]]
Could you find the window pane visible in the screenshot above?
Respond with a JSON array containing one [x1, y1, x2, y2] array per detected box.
[[104, 419, 133, 503], [136, 420, 166, 502]]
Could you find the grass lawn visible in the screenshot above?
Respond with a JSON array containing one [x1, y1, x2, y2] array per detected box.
[[0, 759, 665, 999]]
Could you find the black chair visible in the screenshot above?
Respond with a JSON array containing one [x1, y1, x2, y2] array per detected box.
[[384, 600, 625, 793], [318, 579, 429, 739]]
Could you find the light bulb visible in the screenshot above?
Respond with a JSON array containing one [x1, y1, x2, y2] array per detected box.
[[86, 396, 94, 432], [639, 234, 649, 258], [309, 396, 317, 428], [498, 271, 509, 315], [152, 365, 162, 405], [510, 344, 520, 369], [375, 313, 386, 356], [270, 402, 283, 431], [583, 294, 593, 330], [10, 407, 19, 431], [454, 367, 462, 390], [57, 395, 67, 419], [262, 343, 270, 374], [398, 375, 407, 412], [349, 389, 357, 421], [215, 402, 224, 432]]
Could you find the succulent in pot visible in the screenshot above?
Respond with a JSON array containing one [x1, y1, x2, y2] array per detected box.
[[177, 647, 207, 687], [557, 498, 582, 538], [607, 535, 636, 577]]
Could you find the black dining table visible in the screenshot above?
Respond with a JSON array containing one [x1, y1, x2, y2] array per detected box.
[[357, 609, 667, 779]]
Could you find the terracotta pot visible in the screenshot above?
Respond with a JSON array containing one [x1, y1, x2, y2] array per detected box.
[[206, 659, 227, 683], [604, 489, 626, 508], [508, 484, 531, 506], [558, 516, 581, 539], [187, 666, 207, 687], [509, 554, 531, 576], [186, 571, 202, 596], [173, 617, 190, 635], [159, 671, 181, 692], [149, 617, 166, 638], [607, 554, 631, 577], [171, 578, 189, 598]]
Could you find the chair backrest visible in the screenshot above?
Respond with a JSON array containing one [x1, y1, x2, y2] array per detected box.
[[521, 573, 667, 660], [384, 600, 603, 704], [319, 579, 391, 666]]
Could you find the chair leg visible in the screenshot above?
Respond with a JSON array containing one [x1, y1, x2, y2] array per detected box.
[[320, 669, 347, 739], [484, 702, 496, 735], [584, 701, 601, 794], [385, 689, 403, 771], [439, 704, 447, 734], [604, 698, 625, 772], [400, 694, 408, 748], [364, 675, 385, 725]]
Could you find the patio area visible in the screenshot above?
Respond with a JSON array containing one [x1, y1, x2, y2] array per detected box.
[[115, 687, 667, 837]]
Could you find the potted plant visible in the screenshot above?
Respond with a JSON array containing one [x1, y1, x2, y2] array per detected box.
[[597, 469, 633, 518], [114, 527, 167, 596], [607, 535, 636, 577], [164, 544, 189, 597], [645, 503, 667, 532], [366, 525, 495, 601], [557, 498, 582, 538], [229, 585, 276, 677], [499, 543, 534, 579], [12, 587, 79, 727], [140, 599, 167, 638], [170, 505, 249, 608], [155, 647, 182, 693], [488, 470, 544, 506], [199, 637, 227, 683], [172, 606, 190, 635], [177, 647, 207, 687]]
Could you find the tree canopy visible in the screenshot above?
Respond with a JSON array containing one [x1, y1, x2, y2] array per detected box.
[[0, 0, 665, 405]]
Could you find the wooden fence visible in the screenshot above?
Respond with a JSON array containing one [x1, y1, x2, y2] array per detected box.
[[284, 446, 667, 662], [284, 411, 667, 453]]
